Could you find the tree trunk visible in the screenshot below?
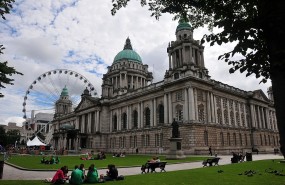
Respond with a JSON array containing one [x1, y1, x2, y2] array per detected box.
[[262, 0, 285, 158]]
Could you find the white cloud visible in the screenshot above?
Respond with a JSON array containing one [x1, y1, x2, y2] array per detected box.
[[0, 0, 271, 126]]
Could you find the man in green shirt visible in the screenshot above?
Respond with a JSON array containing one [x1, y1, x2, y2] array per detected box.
[[69, 164, 84, 185]]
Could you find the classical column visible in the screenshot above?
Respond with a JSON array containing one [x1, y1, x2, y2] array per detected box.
[[210, 93, 214, 123], [96, 111, 100, 132], [168, 92, 173, 122], [141, 102, 144, 128], [168, 53, 172, 69], [138, 103, 141, 128], [127, 106, 130, 129], [184, 88, 189, 121], [238, 103, 242, 127], [153, 98, 157, 126], [193, 48, 196, 64], [200, 50, 205, 67], [265, 108, 269, 129], [221, 100, 225, 125], [261, 107, 266, 129], [189, 44, 193, 63], [118, 108, 122, 130], [110, 110, 113, 132], [88, 113, 91, 133], [150, 100, 153, 126], [250, 104, 256, 128], [213, 96, 217, 123], [164, 94, 168, 124], [193, 88, 198, 120], [243, 104, 247, 127], [188, 87, 195, 121], [81, 114, 85, 133], [226, 100, 230, 126], [207, 92, 211, 122], [257, 106, 261, 129]]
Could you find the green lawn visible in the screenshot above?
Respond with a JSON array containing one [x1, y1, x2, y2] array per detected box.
[[5, 154, 207, 170], [1, 160, 284, 185]]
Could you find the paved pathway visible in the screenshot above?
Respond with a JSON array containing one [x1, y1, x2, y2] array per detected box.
[[2, 154, 283, 180]]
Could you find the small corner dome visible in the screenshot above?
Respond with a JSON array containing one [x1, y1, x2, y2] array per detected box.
[[113, 37, 142, 64], [176, 18, 192, 33], [61, 86, 69, 96]]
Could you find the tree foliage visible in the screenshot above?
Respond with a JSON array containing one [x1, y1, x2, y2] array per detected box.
[[0, 126, 20, 147], [0, 0, 22, 98]]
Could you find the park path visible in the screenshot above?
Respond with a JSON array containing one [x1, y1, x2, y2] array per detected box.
[[2, 154, 283, 180]]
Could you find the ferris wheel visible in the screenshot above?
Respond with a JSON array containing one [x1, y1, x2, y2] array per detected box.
[[22, 69, 97, 119]]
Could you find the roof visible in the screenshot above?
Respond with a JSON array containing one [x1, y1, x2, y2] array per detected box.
[[113, 37, 142, 64], [61, 86, 69, 96], [176, 19, 192, 33], [27, 136, 46, 146]]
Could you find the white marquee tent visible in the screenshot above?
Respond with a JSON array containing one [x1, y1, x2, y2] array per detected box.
[[27, 136, 46, 146]]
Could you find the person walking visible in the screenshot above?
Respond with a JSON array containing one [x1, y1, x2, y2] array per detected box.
[[209, 146, 213, 156]]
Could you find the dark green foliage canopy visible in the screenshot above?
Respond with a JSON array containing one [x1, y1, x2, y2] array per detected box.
[[0, 0, 22, 98]]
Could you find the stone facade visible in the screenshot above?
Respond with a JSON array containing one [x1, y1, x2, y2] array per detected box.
[[51, 20, 279, 155]]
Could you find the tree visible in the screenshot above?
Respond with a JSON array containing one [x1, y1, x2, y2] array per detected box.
[[111, 0, 285, 157], [0, 0, 22, 98]]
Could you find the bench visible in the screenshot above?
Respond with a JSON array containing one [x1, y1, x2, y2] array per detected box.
[[202, 157, 220, 167], [141, 162, 167, 173]]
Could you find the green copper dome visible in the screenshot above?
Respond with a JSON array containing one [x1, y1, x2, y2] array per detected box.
[[176, 18, 192, 33], [113, 38, 142, 64], [61, 86, 69, 96]]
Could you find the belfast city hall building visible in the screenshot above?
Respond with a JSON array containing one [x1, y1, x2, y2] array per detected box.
[[51, 20, 279, 155]]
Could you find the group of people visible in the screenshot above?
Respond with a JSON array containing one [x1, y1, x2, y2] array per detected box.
[[41, 156, 60, 164], [112, 152, 125, 158], [49, 163, 123, 184], [231, 152, 245, 163], [141, 156, 161, 173], [80, 151, 106, 160]]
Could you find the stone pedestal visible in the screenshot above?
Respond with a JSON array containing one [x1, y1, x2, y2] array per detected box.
[[166, 137, 186, 159]]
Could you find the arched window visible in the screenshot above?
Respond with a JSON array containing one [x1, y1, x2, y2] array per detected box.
[[198, 104, 205, 122], [217, 109, 222, 124], [176, 105, 183, 121], [145, 107, 150, 127], [224, 109, 229, 125], [239, 133, 242, 146], [158, 104, 164, 124], [122, 113, 127, 130], [133, 110, 138, 128], [236, 112, 240, 126], [113, 115, 117, 131], [230, 111, 234, 126]]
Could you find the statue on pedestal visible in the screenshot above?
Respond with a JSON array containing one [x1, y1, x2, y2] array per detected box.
[[171, 118, 179, 138]]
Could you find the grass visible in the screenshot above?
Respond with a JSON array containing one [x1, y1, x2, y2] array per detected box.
[[6, 154, 207, 170], [1, 160, 285, 185]]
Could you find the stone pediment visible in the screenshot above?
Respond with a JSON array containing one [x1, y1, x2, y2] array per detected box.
[[75, 96, 100, 111], [252, 90, 269, 102]]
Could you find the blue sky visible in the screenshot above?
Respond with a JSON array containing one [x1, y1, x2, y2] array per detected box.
[[0, 0, 271, 126]]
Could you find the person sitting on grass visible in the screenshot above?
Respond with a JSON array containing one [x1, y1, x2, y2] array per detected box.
[[69, 164, 85, 185], [85, 164, 99, 183], [41, 156, 47, 164], [49, 155, 56, 164], [55, 156, 60, 164], [104, 164, 118, 181], [51, 166, 69, 184]]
